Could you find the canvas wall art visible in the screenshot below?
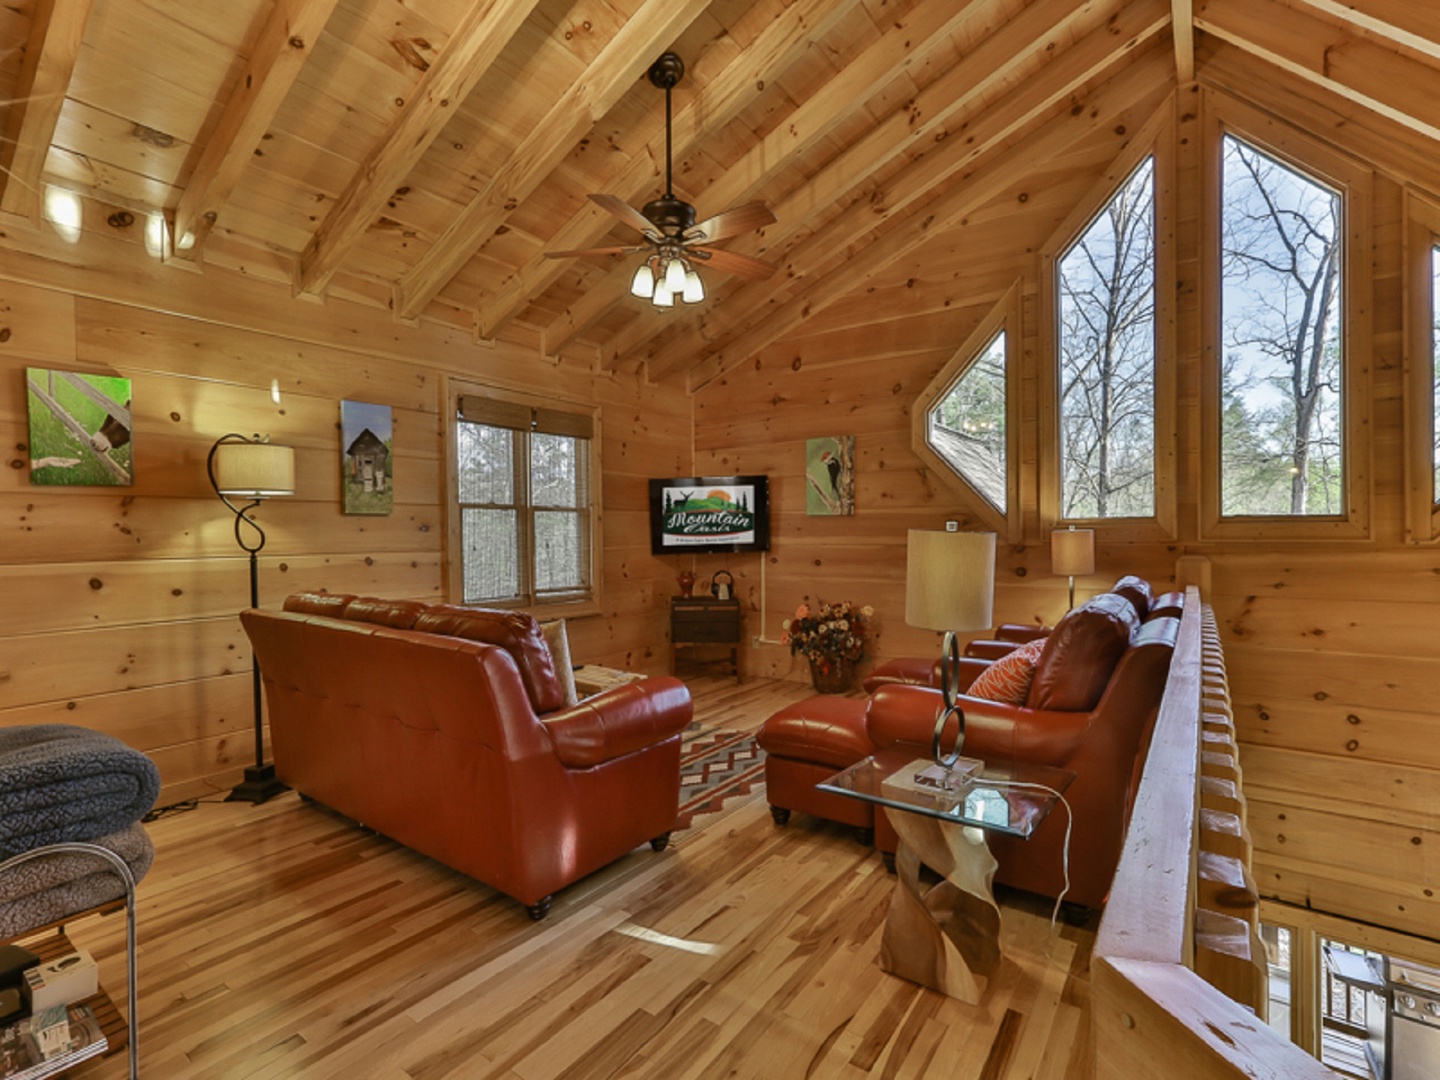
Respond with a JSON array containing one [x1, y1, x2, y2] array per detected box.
[[26, 368, 133, 486], [341, 400, 393, 515], [806, 435, 855, 516]]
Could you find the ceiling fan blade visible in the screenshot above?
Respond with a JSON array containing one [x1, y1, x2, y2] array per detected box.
[[543, 244, 649, 259], [685, 201, 776, 244], [691, 246, 776, 281], [588, 193, 660, 238]]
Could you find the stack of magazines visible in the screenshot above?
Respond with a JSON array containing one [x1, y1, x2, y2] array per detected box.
[[0, 1003, 106, 1079]]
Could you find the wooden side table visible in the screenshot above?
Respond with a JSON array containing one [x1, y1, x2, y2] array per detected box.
[[670, 597, 741, 682]]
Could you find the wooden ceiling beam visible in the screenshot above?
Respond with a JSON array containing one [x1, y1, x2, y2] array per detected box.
[[1196, 0, 1440, 143], [394, 0, 715, 323], [1172, 0, 1195, 82], [638, 0, 1170, 380], [547, 0, 1019, 356], [171, 0, 341, 260], [685, 56, 1174, 392], [584, 0, 1113, 367], [295, 0, 544, 296], [0, 0, 94, 219], [1289, 0, 1440, 66], [474, 0, 870, 339]]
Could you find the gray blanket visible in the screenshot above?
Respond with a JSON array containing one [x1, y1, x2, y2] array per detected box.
[[0, 823, 154, 937], [0, 725, 161, 857]]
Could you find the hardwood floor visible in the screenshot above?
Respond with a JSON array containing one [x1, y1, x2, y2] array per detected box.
[[51, 676, 1096, 1079]]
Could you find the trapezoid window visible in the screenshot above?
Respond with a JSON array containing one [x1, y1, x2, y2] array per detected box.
[[1219, 134, 1343, 517], [1057, 155, 1156, 520], [925, 329, 1008, 514]]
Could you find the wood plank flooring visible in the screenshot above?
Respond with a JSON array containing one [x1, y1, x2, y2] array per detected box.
[[46, 676, 1096, 1080]]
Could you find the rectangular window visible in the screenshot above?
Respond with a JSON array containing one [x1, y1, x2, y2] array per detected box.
[[1219, 134, 1343, 517], [452, 392, 595, 609]]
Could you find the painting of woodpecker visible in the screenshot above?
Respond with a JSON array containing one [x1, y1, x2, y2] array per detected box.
[[805, 435, 855, 516]]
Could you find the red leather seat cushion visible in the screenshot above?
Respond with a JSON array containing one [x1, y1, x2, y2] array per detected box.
[[757, 695, 871, 769], [1026, 592, 1137, 712], [415, 605, 566, 714]]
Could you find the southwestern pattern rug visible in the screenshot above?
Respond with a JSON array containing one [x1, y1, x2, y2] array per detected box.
[[673, 725, 766, 839]]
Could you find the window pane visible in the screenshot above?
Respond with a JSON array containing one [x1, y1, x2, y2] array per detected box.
[[535, 510, 583, 593], [928, 331, 1007, 512], [1220, 135, 1343, 516], [457, 421, 514, 505], [462, 508, 519, 603], [531, 432, 580, 508], [1058, 156, 1156, 519], [1433, 245, 1440, 506]]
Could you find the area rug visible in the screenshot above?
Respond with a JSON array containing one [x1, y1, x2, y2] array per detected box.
[[674, 725, 766, 838]]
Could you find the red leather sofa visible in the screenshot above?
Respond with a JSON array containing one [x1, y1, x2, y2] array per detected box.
[[757, 577, 1181, 910], [241, 593, 693, 919]]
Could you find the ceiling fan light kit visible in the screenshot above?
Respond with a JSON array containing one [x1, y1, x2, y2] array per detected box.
[[545, 52, 778, 311]]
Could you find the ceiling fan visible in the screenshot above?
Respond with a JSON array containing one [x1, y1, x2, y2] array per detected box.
[[543, 52, 777, 308]]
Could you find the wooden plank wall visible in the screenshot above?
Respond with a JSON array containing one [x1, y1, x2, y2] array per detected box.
[[0, 220, 689, 807], [693, 50, 1440, 937]]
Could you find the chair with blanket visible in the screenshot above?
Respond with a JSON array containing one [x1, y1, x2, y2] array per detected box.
[[0, 725, 161, 1079]]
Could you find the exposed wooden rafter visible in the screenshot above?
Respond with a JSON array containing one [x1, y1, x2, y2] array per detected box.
[[172, 0, 342, 260], [638, 2, 1172, 380], [393, 0, 715, 322], [1172, 0, 1196, 82], [1289, 0, 1440, 65], [684, 53, 1175, 391], [473, 0, 870, 340], [295, 0, 544, 296], [1196, 0, 1440, 143], [0, 0, 94, 219], [544, 0, 1015, 357]]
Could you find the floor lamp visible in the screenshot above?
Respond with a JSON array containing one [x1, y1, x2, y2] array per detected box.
[[209, 433, 295, 804], [905, 529, 995, 768], [1050, 525, 1095, 611]]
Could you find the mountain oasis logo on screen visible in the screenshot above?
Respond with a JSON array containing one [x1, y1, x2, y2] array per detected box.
[[658, 484, 756, 547]]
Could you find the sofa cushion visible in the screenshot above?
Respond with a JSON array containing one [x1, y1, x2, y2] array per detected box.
[[283, 592, 354, 617], [414, 605, 566, 714], [1026, 592, 1137, 712], [1111, 575, 1153, 621], [539, 619, 579, 707], [757, 695, 870, 770], [342, 596, 428, 629], [968, 637, 1047, 705]]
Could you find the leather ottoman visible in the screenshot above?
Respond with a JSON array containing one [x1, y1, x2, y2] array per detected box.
[[756, 695, 876, 842]]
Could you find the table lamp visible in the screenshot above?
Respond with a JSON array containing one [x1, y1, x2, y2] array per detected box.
[[1050, 525, 1095, 611], [209, 433, 296, 804], [905, 529, 996, 767]]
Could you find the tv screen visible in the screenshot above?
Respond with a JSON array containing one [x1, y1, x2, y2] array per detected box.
[[649, 475, 770, 555]]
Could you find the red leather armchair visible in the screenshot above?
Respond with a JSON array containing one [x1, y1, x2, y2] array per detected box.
[[242, 594, 693, 919], [866, 592, 1179, 909]]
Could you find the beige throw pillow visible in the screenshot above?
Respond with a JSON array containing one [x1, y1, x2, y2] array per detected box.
[[539, 619, 579, 707]]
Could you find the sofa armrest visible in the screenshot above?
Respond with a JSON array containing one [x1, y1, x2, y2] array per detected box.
[[542, 677, 693, 768], [864, 684, 1090, 769]]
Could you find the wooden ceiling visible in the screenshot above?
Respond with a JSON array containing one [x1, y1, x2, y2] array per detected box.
[[1, 0, 1437, 390]]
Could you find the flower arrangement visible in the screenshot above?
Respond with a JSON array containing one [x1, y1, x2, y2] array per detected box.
[[782, 599, 874, 674]]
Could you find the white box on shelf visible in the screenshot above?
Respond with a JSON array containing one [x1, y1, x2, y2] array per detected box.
[[22, 950, 98, 1011]]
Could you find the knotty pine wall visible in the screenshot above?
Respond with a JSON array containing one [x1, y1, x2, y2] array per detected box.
[[694, 65, 1440, 938], [0, 218, 689, 807]]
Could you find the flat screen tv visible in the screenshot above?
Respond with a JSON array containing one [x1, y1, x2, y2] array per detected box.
[[649, 475, 770, 555]]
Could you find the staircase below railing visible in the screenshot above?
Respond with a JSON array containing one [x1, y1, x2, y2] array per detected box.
[[1093, 586, 1342, 1078]]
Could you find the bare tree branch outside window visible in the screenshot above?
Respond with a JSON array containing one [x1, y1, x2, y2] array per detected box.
[[1220, 135, 1343, 516], [1057, 157, 1156, 519], [928, 330, 1007, 513]]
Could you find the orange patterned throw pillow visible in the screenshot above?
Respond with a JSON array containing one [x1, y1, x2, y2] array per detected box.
[[966, 637, 1048, 705]]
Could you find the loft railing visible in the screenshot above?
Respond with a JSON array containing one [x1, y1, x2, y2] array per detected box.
[[1092, 586, 1341, 1079]]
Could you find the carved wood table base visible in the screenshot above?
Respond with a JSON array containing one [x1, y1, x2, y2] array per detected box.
[[880, 810, 1002, 1002]]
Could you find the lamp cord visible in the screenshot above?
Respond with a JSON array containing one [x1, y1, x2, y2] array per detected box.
[[967, 778, 1074, 930]]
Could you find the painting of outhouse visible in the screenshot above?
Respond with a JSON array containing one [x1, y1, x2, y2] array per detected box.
[[341, 400, 393, 515]]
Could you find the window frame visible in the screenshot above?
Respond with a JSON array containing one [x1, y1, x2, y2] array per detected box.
[[443, 378, 603, 617], [1198, 91, 1372, 541], [911, 280, 1022, 541], [1038, 105, 1177, 542], [1404, 189, 1440, 543]]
